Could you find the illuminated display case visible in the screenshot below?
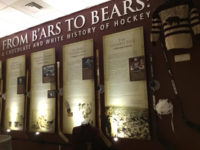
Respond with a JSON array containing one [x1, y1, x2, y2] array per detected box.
[[62, 39, 95, 134], [103, 27, 150, 139], [29, 48, 56, 133], [4, 55, 26, 131]]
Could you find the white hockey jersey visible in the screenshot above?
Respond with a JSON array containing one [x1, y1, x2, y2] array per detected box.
[[150, 0, 200, 50]]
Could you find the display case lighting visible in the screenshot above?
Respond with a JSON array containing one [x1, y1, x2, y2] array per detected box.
[[6, 129, 11, 133], [113, 136, 118, 142], [35, 131, 40, 135]]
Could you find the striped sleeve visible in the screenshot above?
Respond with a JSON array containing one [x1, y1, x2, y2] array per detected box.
[[190, 7, 200, 35], [150, 12, 162, 43]]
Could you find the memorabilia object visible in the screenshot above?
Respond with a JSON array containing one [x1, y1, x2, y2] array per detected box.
[[174, 53, 191, 62], [150, 0, 200, 50], [62, 39, 95, 134], [129, 56, 146, 81], [4, 55, 26, 130], [103, 27, 150, 139], [30, 48, 56, 133], [155, 99, 173, 115], [42, 64, 56, 83], [82, 56, 94, 80], [149, 80, 160, 92], [64, 100, 73, 117], [155, 98, 174, 133]]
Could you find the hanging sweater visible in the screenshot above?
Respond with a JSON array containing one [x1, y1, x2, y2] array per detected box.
[[150, 0, 200, 50]]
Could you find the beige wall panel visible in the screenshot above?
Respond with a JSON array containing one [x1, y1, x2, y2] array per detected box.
[[103, 27, 150, 139], [30, 48, 56, 133], [5, 55, 25, 131], [63, 39, 95, 134]]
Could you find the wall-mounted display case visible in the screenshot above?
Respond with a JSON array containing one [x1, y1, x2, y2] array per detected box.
[[103, 27, 150, 139], [4, 55, 26, 131], [29, 48, 56, 133], [62, 39, 95, 134]]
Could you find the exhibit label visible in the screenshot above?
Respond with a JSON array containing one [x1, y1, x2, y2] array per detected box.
[[0, 0, 151, 56]]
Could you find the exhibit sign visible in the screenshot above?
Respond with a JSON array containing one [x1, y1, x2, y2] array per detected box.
[[29, 48, 56, 133], [4, 55, 26, 131], [63, 39, 95, 134], [103, 26, 150, 139], [0, 0, 152, 57]]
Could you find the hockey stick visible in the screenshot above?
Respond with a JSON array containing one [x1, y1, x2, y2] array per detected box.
[[96, 49, 112, 148], [160, 42, 200, 134], [56, 61, 69, 143], [24, 70, 29, 131], [149, 54, 175, 150]]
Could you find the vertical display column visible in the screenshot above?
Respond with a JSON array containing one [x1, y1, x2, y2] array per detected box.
[[5, 55, 25, 131], [63, 39, 95, 134], [103, 27, 150, 139], [29, 48, 56, 133]]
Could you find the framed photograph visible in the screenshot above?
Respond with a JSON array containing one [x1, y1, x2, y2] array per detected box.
[[129, 56, 146, 81], [42, 64, 56, 83], [17, 76, 25, 94], [82, 56, 94, 80]]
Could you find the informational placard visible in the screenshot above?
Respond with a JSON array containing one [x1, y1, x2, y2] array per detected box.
[[63, 39, 95, 134], [103, 27, 150, 139], [29, 48, 56, 133], [4, 55, 25, 131]]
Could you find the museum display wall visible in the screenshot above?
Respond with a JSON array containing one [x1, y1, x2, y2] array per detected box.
[[0, 0, 200, 150]]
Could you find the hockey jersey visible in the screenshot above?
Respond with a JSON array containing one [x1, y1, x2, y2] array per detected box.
[[150, 0, 200, 50]]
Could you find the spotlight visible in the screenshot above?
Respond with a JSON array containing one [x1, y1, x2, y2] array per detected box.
[[113, 136, 118, 142], [35, 132, 40, 135], [6, 129, 11, 133]]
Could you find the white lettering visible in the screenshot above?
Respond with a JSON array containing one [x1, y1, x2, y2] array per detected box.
[[123, 0, 136, 15], [91, 10, 100, 25], [110, 4, 122, 19], [2, 34, 29, 50], [39, 28, 47, 39], [74, 15, 86, 29], [32, 30, 38, 42], [48, 25, 55, 37], [120, 19, 126, 25], [12, 36, 20, 47], [20, 34, 28, 45], [136, 0, 145, 11], [146, 11, 151, 18], [101, 6, 110, 22], [3, 40, 7, 50], [127, 17, 131, 23], [56, 22, 62, 35], [114, 20, 119, 27], [65, 18, 74, 31]]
